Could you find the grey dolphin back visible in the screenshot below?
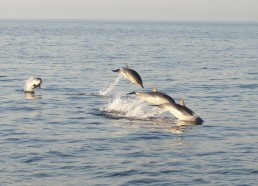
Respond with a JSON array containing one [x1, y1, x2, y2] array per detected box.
[[127, 68, 144, 88]]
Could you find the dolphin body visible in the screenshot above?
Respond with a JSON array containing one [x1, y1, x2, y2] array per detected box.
[[112, 64, 144, 88], [24, 76, 42, 93], [127, 87, 175, 105], [155, 98, 204, 124]]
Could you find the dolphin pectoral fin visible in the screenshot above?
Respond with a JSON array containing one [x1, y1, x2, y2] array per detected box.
[[141, 84, 144, 88], [112, 69, 120, 72], [151, 104, 164, 108], [126, 91, 136, 95], [150, 104, 159, 107], [39, 84, 41, 89]]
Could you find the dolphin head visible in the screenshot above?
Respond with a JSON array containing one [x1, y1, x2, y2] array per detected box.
[[33, 78, 42, 89], [34, 78, 42, 88], [24, 76, 42, 93]]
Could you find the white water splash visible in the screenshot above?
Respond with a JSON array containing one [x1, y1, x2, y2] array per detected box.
[[98, 75, 122, 96], [101, 93, 164, 120]]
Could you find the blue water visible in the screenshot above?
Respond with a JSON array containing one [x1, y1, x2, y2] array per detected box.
[[1, 20, 258, 185]]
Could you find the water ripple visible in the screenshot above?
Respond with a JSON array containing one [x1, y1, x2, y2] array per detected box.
[[1, 20, 258, 186]]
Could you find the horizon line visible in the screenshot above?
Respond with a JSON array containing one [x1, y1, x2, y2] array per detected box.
[[0, 18, 258, 23]]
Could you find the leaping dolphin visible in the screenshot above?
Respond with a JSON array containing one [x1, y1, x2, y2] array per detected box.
[[24, 76, 42, 93], [154, 98, 204, 124], [127, 86, 175, 105], [112, 64, 144, 88]]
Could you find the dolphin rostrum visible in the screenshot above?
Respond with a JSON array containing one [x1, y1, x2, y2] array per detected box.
[[112, 64, 144, 88], [127, 86, 175, 105], [154, 98, 204, 124]]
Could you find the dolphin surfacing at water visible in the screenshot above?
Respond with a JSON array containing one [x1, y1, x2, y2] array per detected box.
[[154, 98, 204, 124], [24, 76, 42, 93], [127, 86, 175, 105], [112, 64, 144, 88]]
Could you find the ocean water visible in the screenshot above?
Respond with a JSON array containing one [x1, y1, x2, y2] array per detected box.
[[0, 20, 258, 185]]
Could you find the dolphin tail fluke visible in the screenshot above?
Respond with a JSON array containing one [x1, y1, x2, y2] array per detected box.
[[196, 117, 204, 124], [126, 91, 136, 95], [112, 69, 120, 72]]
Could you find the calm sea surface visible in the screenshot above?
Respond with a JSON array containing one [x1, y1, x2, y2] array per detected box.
[[0, 20, 258, 185]]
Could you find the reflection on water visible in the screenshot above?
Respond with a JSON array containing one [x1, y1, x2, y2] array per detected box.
[[170, 123, 194, 135], [151, 118, 197, 135], [24, 92, 42, 100]]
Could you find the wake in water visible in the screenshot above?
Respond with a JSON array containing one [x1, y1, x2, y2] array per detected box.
[[72, 75, 122, 96], [100, 93, 165, 120], [96, 76, 172, 120]]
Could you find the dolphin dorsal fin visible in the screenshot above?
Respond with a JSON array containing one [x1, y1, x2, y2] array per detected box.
[[179, 98, 185, 106], [152, 86, 158, 92], [125, 63, 129, 68]]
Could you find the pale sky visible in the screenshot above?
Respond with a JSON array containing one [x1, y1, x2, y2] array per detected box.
[[0, 0, 258, 21]]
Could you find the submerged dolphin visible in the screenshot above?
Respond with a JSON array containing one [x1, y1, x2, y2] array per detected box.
[[112, 64, 144, 88], [127, 86, 175, 105], [24, 76, 42, 93], [154, 98, 204, 124]]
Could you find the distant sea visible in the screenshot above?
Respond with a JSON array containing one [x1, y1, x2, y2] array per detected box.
[[1, 19, 258, 185]]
